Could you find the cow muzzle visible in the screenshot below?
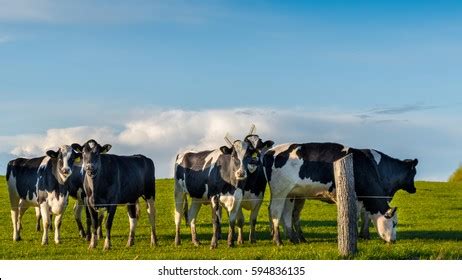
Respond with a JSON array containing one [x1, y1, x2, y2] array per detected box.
[[61, 167, 72, 176], [235, 169, 247, 181]]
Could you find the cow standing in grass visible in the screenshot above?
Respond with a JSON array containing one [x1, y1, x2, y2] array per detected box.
[[264, 143, 414, 245], [6, 145, 81, 245], [73, 140, 156, 250], [288, 148, 418, 242], [174, 136, 256, 248], [235, 134, 274, 244]]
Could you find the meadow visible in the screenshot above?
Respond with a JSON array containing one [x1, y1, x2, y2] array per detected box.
[[1, 177, 461, 260]]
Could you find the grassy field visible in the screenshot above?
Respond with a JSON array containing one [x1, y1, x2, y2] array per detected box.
[[1, 177, 461, 260]]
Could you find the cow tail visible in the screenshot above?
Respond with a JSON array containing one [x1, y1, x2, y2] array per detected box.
[[6, 160, 13, 182], [183, 196, 189, 226]]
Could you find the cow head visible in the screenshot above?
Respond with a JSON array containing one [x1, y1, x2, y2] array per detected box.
[[71, 139, 111, 179], [244, 134, 274, 174], [401, 159, 418, 194], [46, 145, 82, 183], [371, 207, 398, 243], [220, 139, 253, 181]]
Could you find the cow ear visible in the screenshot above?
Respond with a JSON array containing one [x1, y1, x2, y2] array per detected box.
[[101, 144, 112, 154], [220, 146, 233, 154], [46, 150, 59, 158], [413, 159, 418, 167], [71, 143, 83, 153], [263, 140, 274, 149], [385, 207, 397, 219]]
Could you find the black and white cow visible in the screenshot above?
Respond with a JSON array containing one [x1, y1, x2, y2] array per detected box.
[[34, 160, 105, 241], [72, 140, 156, 250], [234, 134, 274, 244], [289, 148, 418, 241], [264, 143, 417, 245], [6, 145, 81, 245], [174, 138, 256, 248]]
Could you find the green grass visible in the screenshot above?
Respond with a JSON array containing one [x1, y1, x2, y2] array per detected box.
[[1, 177, 461, 259]]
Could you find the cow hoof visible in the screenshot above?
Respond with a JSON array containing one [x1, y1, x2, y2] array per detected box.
[[237, 239, 243, 245], [299, 237, 307, 243], [86, 235, 91, 242], [79, 230, 86, 238], [41, 240, 48, 246], [151, 237, 157, 247], [175, 239, 181, 246], [55, 239, 61, 245], [210, 244, 217, 250], [250, 239, 256, 244], [192, 240, 200, 247], [228, 242, 235, 248], [126, 240, 134, 247], [103, 240, 111, 251]]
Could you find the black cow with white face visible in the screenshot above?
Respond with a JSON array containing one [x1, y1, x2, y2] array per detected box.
[[264, 143, 418, 245], [73, 140, 156, 250], [234, 134, 274, 244], [6, 145, 81, 245], [174, 138, 256, 248], [289, 148, 418, 242]]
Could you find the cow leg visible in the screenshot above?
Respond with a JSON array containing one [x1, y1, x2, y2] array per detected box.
[[85, 203, 92, 241], [269, 198, 286, 246], [35, 207, 41, 232], [49, 213, 53, 230], [97, 212, 104, 239], [146, 198, 157, 247], [40, 203, 50, 245], [282, 199, 299, 244], [103, 206, 117, 251], [17, 201, 27, 234], [54, 213, 64, 244], [226, 190, 243, 248], [217, 205, 222, 240], [249, 198, 263, 244], [174, 189, 186, 246], [126, 203, 137, 247], [236, 208, 245, 245], [188, 198, 202, 246], [88, 206, 99, 249], [210, 195, 220, 249], [73, 200, 86, 238], [292, 199, 306, 243], [10, 197, 21, 242]]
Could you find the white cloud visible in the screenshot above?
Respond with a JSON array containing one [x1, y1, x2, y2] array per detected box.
[[1, 107, 461, 181]]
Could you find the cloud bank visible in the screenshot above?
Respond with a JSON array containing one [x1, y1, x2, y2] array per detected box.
[[1, 107, 460, 181]]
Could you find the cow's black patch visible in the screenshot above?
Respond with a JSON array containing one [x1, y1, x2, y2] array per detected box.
[[274, 144, 299, 168]]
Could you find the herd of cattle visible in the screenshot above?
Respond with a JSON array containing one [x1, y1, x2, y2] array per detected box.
[[5, 126, 418, 250]]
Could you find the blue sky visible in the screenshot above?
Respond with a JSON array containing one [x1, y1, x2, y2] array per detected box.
[[1, 0, 462, 179]]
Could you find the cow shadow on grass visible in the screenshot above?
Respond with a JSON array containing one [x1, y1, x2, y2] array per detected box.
[[398, 230, 462, 241]]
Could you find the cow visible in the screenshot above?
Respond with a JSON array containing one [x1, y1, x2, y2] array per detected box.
[[174, 136, 257, 249], [264, 142, 417, 245], [72, 140, 156, 250], [6, 145, 82, 245], [33, 159, 104, 241], [234, 134, 274, 244], [288, 148, 418, 241]]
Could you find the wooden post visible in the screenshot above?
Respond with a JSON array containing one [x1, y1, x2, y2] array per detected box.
[[334, 153, 358, 257]]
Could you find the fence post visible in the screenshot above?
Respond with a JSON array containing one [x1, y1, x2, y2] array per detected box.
[[334, 153, 358, 257]]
